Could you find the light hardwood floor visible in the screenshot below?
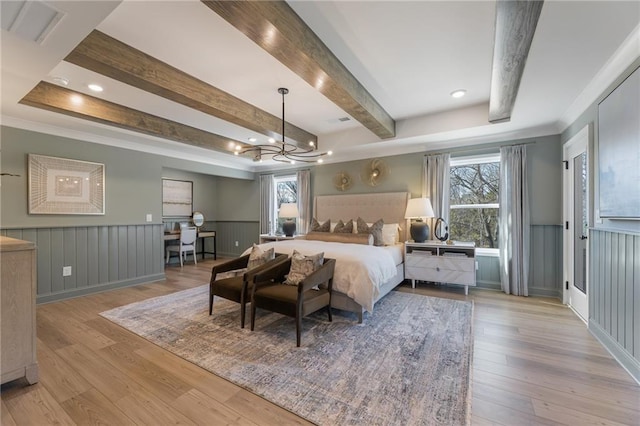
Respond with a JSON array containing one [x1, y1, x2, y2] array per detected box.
[[2, 258, 639, 425]]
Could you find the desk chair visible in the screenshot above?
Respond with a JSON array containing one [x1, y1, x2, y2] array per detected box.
[[166, 226, 197, 266]]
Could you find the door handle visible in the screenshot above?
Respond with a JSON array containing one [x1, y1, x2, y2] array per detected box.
[[580, 235, 588, 240]]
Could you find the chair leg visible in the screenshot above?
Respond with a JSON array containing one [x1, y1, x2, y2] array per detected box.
[[240, 293, 246, 328], [250, 302, 257, 331], [179, 250, 184, 267], [165, 249, 170, 264], [209, 288, 214, 315], [296, 315, 302, 347], [327, 305, 332, 322], [193, 249, 197, 265]]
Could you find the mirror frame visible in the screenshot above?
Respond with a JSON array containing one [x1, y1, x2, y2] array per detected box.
[[192, 211, 205, 227]]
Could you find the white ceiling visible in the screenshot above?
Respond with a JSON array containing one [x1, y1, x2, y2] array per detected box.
[[1, 0, 639, 173]]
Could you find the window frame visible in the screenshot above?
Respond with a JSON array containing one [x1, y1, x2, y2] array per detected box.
[[449, 153, 500, 256], [272, 174, 298, 235]]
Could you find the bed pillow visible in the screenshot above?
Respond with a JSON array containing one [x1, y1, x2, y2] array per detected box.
[[284, 250, 324, 286], [306, 231, 373, 245], [381, 223, 400, 245], [333, 219, 354, 233], [356, 217, 384, 246], [311, 218, 331, 232], [247, 244, 275, 270]]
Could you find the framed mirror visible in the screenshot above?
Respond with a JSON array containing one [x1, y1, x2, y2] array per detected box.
[[192, 211, 205, 228]]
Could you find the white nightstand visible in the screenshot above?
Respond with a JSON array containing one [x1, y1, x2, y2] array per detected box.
[[259, 234, 304, 244], [404, 241, 477, 295]]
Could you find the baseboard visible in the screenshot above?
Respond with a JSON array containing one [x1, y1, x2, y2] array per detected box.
[[589, 320, 640, 385], [476, 280, 500, 291], [528, 287, 562, 299], [36, 273, 166, 304]]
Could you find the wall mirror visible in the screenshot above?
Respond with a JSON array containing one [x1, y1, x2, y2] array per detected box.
[[192, 211, 205, 228]]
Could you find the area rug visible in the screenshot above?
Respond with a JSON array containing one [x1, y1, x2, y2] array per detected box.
[[101, 286, 473, 425]]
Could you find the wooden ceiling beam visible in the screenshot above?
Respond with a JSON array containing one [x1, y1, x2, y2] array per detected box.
[[20, 82, 252, 155], [202, 0, 396, 139], [64, 30, 315, 149], [489, 0, 544, 123]]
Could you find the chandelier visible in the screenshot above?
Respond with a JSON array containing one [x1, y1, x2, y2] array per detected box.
[[234, 88, 332, 164]]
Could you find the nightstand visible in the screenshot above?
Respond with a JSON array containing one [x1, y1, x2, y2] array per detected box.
[[259, 234, 304, 244], [404, 241, 477, 295]]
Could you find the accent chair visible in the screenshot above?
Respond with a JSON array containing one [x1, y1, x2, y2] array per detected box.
[[250, 258, 336, 347]]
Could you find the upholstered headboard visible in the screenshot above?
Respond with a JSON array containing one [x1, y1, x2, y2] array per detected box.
[[313, 192, 410, 242]]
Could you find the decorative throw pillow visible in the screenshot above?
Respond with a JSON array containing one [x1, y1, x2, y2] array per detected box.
[[284, 250, 324, 286], [356, 217, 384, 246], [247, 244, 275, 270], [333, 219, 354, 233], [311, 218, 331, 232]]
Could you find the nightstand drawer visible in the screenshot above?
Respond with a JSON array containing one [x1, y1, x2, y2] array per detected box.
[[405, 264, 475, 286], [406, 255, 474, 272]]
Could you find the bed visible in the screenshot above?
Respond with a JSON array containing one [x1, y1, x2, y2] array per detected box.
[[251, 192, 409, 322]]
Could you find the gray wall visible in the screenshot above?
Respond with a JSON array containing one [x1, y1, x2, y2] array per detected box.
[[561, 59, 640, 382], [0, 126, 254, 300], [309, 135, 563, 297], [0, 125, 564, 301]]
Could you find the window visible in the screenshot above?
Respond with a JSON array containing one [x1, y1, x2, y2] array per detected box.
[[273, 175, 297, 234], [449, 154, 500, 251]]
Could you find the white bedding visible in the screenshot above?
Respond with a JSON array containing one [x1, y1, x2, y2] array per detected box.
[[243, 240, 398, 312]]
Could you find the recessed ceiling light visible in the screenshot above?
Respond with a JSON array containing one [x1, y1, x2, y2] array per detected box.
[[52, 76, 69, 86], [309, 141, 315, 147], [450, 89, 466, 98], [268, 138, 276, 143], [248, 137, 257, 142], [88, 83, 103, 92]]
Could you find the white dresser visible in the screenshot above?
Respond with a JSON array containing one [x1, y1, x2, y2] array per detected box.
[[1, 236, 39, 385], [405, 241, 476, 295]]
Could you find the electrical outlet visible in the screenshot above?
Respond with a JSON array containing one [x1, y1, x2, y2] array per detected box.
[[235, 241, 239, 247], [63, 266, 72, 276]]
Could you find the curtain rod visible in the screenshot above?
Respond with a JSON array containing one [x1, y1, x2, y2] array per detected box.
[[423, 140, 536, 157]]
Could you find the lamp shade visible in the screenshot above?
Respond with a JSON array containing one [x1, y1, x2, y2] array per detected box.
[[404, 198, 435, 219], [278, 203, 299, 218]]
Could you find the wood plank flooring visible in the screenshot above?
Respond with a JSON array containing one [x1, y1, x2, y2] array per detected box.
[[2, 258, 639, 425]]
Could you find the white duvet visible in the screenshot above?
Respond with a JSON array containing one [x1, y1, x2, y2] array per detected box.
[[243, 240, 398, 312]]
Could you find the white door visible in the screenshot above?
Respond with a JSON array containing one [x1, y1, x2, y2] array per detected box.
[[563, 126, 589, 323]]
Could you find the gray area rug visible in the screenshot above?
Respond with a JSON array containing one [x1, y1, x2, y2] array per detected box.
[[101, 286, 473, 425]]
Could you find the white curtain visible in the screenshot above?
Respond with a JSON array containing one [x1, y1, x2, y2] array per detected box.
[[259, 174, 274, 234], [499, 145, 530, 296], [422, 154, 450, 239], [296, 169, 311, 234]]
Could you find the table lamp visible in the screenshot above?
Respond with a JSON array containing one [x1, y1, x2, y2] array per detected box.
[[404, 198, 435, 243], [279, 203, 299, 237]]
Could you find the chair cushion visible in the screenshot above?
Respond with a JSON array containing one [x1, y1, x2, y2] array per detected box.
[[310, 218, 331, 232], [248, 244, 275, 270], [283, 250, 324, 286], [212, 276, 245, 303], [254, 284, 330, 317]]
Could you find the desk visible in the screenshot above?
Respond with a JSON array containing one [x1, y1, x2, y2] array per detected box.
[[164, 230, 216, 260]]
